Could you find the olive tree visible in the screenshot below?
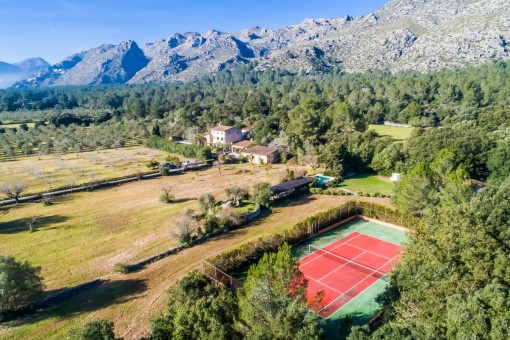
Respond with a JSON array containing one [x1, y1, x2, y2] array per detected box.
[[197, 193, 216, 214], [171, 213, 195, 244], [251, 182, 273, 208], [0, 181, 27, 203], [225, 186, 248, 206]]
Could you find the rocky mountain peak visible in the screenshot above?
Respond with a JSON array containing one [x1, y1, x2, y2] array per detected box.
[[13, 0, 510, 87]]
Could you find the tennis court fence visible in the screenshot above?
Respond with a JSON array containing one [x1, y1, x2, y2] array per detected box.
[[201, 260, 244, 290]]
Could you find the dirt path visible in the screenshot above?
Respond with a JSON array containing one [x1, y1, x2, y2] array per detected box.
[[1, 195, 390, 339]]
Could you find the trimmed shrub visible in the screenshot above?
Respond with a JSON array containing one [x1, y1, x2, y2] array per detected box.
[[159, 194, 171, 203], [145, 135, 212, 160], [113, 263, 130, 274]]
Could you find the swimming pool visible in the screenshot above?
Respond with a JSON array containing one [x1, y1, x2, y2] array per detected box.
[[313, 174, 335, 186]]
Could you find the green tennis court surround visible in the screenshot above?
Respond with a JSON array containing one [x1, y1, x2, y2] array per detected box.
[[293, 218, 408, 337]]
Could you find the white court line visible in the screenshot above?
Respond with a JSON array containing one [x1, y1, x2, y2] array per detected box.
[[318, 255, 398, 318], [342, 241, 393, 260], [304, 274, 344, 295], [316, 250, 369, 282], [300, 232, 363, 268], [345, 233, 402, 258]]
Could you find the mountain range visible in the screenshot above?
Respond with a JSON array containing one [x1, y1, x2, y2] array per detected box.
[[0, 58, 50, 88], [10, 0, 510, 88]]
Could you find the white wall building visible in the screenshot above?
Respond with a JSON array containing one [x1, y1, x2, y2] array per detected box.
[[210, 125, 243, 145]]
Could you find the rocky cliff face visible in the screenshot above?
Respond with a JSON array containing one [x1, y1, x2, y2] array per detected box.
[[17, 41, 149, 87], [14, 0, 510, 87]]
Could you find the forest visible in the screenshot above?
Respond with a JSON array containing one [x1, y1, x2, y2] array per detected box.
[[1, 60, 509, 179], [1, 60, 510, 338]]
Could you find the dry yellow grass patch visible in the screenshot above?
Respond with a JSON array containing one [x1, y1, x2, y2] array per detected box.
[[0, 147, 175, 195], [0, 191, 391, 339]]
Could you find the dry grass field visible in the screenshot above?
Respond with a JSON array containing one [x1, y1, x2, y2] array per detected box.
[[0, 189, 390, 339], [0, 162, 299, 290], [0, 147, 172, 195], [0, 148, 393, 339]]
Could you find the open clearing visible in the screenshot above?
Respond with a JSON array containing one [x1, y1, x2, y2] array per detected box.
[[0, 162, 301, 291], [0, 123, 36, 129], [0, 146, 173, 195], [0, 192, 390, 340], [340, 175, 395, 196], [369, 124, 414, 141]]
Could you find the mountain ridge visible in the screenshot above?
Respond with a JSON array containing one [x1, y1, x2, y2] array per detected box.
[[0, 57, 50, 88], [12, 0, 510, 88]]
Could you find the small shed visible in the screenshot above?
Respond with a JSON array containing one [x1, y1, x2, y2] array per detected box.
[[271, 177, 311, 200], [390, 173, 401, 182]]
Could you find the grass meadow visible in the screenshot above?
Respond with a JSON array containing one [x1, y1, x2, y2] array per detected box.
[[0, 147, 175, 195], [0, 191, 390, 340], [340, 174, 395, 196], [369, 124, 414, 141], [0, 150, 394, 339]]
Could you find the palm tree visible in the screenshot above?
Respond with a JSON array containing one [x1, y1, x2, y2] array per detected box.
[[194, 133, 206, 146]]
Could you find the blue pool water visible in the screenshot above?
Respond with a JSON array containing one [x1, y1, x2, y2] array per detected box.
[[313, 174, 335, 185]]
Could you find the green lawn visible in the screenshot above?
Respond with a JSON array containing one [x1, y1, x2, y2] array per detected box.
[[0, 122, 36, 129], [234, 200, 258, 214], [340, 175, 395, 196], [369, 124, 414, 141]]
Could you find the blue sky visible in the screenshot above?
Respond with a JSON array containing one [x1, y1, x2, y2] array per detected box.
[[0, 0, 388, 64]]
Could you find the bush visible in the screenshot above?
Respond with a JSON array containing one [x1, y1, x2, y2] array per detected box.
[[218, 207, 242, 229], [171, 214, 195, 245], [113, 263, 130, 274], [205, 215, 221, 234], [198, 193, 216, 214], [310, 188, 323, 194], [0, 256, 44, 318], [41, 195, 53, 206], [159, 167, 169, 176], [147, 159, 160, 170], [145, 135, 212, 160], [251, 182, 273, 207], [69, 319, 115, 340]]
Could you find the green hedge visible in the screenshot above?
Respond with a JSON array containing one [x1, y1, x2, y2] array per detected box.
[[145, 135, 212, 160], [209, 201, 417, 273]]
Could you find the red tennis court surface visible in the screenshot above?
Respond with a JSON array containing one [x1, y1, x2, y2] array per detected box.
[[299, 232, 402, 318]]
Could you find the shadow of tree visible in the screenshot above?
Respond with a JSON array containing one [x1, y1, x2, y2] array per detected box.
[[1, 279, 148, 326], [0, 215, 69, 234], [172, 198, 196, 204]]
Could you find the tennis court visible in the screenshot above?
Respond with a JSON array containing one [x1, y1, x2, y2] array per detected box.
[[298, 223, 403, 318]]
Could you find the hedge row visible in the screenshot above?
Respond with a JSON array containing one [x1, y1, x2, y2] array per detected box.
[[118, 205, 263, 273], [209, 201, 417, 273], [145, 135, 212, 160], [0, 171, 159, 206]]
